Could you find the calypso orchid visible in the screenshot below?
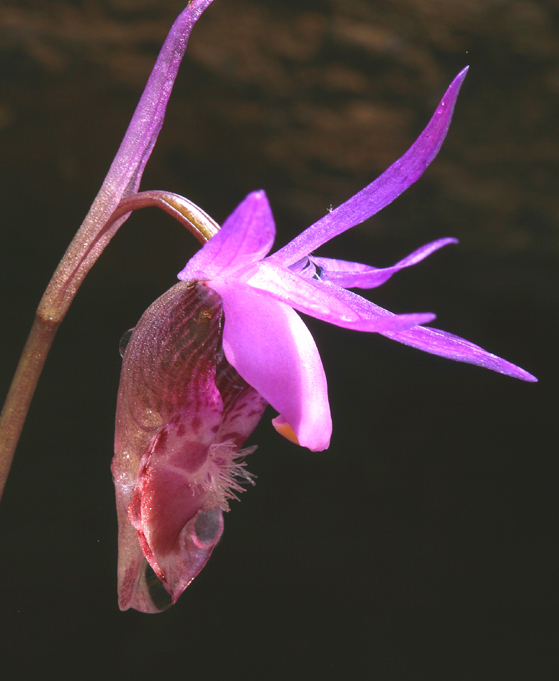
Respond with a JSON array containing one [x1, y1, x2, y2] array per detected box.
[[113, 64, 536, 611], [0, 0, 536, 614], [176, 65, 536, 454]]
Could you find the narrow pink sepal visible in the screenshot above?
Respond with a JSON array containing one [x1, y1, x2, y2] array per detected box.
[[246, 262, 436, 332], [315, 281, 537, 381], [383, 325, 538, 382], [270, 67, 469, 267], [312, 238, 458, 289]]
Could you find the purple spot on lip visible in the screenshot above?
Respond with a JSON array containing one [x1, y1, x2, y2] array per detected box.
[[193, 508, 222, 544], [191, 416, 201, 434]]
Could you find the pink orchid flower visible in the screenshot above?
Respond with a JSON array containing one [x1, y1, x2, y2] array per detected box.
[[1, 1, 534, 613], [113, 55, 534, 610], [176, 66, 535, 457]]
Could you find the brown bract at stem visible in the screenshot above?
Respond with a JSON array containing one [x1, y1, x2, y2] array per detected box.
[[0, 190, 219, 501]]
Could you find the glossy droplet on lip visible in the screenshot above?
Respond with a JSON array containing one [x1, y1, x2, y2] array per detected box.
[[118, 328, 135, 358]]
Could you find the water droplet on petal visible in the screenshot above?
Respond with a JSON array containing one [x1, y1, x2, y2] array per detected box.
[[143, 562, 173, 611], [193, 507, 222, 544], [119, 328, 135, 358]]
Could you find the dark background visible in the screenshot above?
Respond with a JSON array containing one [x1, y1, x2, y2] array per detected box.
[[0, 1, 556, 679]]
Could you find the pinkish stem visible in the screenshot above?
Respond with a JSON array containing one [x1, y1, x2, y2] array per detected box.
[[0, 0, 215, 501], [0, 316, 58, 498], [0, 191, 219, 500]]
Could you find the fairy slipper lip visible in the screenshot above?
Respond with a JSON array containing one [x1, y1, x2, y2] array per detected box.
[[178, 67, 536, 453], [113, 282, 267, 612]]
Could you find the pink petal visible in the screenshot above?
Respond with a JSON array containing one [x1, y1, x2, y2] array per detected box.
[[312, 238, 457, 289], [246, 262, 436, 332], [208, 282, 332, 451], [383, 325, 538, 381], [270, 68, 469, 267], [178, 191, 275, 280], [317, 282, 537, 381]]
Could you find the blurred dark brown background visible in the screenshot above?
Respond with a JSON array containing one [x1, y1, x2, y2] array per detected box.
[[0, 1, 556, 679]]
